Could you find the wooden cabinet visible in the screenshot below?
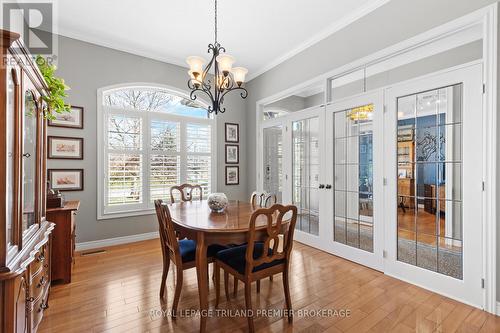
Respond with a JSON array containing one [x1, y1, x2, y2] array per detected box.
[[0, 29, 54, 333], [46, 201, 80, 283]]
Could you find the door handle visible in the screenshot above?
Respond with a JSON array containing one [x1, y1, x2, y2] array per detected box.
[[319, 184, 325, 189], [325, 184, 332, 189]]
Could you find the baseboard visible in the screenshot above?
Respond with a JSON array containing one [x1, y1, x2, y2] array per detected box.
[[75, 232, 159, 251], [497, 302, 500, 316]]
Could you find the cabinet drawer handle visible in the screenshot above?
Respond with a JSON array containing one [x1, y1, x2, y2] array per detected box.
[[26, 296, 34, 302], [40, 302, 48, 311], [23, 153, 31, 158]]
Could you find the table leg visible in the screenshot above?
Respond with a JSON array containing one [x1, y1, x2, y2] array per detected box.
[[196, 232, 208, 333]]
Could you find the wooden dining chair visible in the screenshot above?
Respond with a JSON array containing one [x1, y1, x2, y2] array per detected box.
[[250, 191, 277, 208], [154, 199, 227, 316], [214, 204, 298, 332], [170, 183, 203, 203], [232, 191, 279, 297]]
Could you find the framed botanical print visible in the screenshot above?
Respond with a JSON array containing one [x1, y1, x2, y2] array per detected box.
[[48, 105, 84, 129], [48, 169, 84, 191], [225, 166, 239, 185], [48, 136, 84, 159], [225, 144, 239, 164], [225, 123, 239, 143]]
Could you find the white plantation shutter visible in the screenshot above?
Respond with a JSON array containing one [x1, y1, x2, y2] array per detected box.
[[108, 154, 142, 205], [187, 156, 211, 197], [99, 86, 215, 217], [150, 155, 180, 201]]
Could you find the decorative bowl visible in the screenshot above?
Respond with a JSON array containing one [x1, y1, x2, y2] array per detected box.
[[207, 193, 228, 213]]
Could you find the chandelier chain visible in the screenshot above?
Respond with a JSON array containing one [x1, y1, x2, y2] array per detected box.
[[214, 0, 218, 43]]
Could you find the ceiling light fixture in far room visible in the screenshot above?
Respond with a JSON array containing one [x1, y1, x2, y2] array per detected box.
[[186, 0, 248, 115]]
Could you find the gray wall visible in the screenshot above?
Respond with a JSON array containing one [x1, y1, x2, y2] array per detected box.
[[48, 36, 247, 243], [244, 0, 499, 300]]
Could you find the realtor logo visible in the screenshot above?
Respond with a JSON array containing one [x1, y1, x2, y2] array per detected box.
[[2, 1, 54, 55]]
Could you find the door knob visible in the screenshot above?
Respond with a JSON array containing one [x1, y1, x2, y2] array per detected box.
[[325, 184, 332, 189], [319, 184, 325, 189]]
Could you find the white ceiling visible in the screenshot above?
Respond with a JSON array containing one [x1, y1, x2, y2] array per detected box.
[[54, 0, 389, 80]]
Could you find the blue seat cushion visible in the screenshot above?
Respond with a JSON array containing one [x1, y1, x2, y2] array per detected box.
[[179, 239, 228, 263], [215, 243, 285, 274]]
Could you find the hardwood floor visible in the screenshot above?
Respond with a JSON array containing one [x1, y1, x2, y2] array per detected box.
[[38, 239, 499, 333]]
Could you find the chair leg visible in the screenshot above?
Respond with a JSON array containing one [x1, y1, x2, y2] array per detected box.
[[256, 279, 260, 293], [224, 271, 230, 301], [283, 269, 293, 323], [214, 263, 220, 308], [159, 258, 170, 298], [269, 275, 273, 282], [244, 282, 255, 333], [172, 265, 183, 318], [233, 276, 238, 297]]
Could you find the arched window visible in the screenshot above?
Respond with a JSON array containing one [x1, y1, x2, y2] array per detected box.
[[97, 84, 215, 218]]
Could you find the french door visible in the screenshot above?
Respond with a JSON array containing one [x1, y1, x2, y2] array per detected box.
[[384, 64, 484, 307], [259, 63, 484, 307], [325, 91, 385, 270]]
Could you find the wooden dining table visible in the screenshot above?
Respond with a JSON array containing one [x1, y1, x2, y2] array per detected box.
[[168, 199, 288, 333]]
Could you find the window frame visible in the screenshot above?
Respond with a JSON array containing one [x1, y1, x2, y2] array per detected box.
[[97, 83, 217, 219]]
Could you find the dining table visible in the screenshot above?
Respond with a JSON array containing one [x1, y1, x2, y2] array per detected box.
[[168, 199, 289, 333]]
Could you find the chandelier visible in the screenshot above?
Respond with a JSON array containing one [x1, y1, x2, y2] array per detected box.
[[186, 0, 248, 115]]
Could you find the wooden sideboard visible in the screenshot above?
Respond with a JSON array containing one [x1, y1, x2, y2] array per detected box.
[[0, 29, 55, 332], [46, 201, 80, 284]]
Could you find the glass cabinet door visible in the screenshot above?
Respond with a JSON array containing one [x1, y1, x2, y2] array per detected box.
[[6, 65, 18, 248], [22, 88, 38, 235]]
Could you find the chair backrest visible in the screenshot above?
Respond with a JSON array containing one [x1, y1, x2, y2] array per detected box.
[[154, 199, 181, 264], [250, 191, 277, 208], [170, 184, 203, 203], [245, 204, 297, 275]]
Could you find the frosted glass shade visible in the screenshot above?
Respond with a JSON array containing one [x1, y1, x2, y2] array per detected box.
[[232, 67, 248, 85], [216, 54, 235, 73], [186, 56, 205, 74]]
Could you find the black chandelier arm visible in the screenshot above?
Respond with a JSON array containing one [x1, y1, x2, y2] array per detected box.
[[188, 84, 215, 105], [219, 85, 248, 102]]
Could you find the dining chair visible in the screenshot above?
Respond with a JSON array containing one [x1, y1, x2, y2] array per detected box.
[[232, 191, 279, 296], [214, 204, 298, 332], [250, 191, 277, 208], [170, 183, 203, 203], [154, 199, 227, 316]]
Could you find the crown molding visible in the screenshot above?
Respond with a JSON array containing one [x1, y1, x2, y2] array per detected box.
[[246, 0, 391, 81], [56, 27, 189, 70]]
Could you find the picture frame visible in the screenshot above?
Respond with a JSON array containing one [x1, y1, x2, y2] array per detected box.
[[225, 166, 239, 185], [48, 169, 84, 191], [48, 105, 84, 129], [225, 123, 239, 143], [48, 136, 84, 160], [225, 144, 239, 164]]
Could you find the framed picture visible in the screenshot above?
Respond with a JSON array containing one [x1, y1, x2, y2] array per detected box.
[[225, 123, 239, 143], [48, 105, 84, 129], [225, 144, 239, 164], [225, 166, 239, 185], [48, 169, 84, 191], [48, 136, 84, 160]]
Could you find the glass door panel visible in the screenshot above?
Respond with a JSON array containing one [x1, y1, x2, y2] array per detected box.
[[396, 84, 463, 279], [22, 89, 38, 236], [333, 104, 374, 252], [263, 126, 283, 202], [292, 117, 320, 236]]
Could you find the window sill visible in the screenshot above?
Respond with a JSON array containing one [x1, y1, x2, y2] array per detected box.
[[98, 208, 156, 220]]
